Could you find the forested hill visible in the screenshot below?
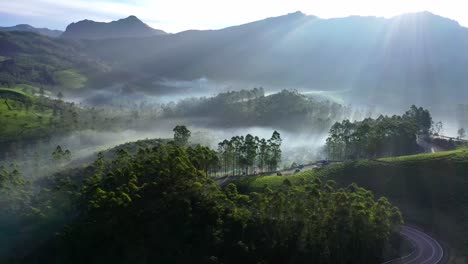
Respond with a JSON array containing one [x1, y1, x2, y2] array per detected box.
[[3, 141, 402, 263], [0, 31, 107, 90], [162, 89, 347, 131]]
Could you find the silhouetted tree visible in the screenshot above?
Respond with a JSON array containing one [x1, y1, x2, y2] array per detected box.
[[173, 125, 191, 146]]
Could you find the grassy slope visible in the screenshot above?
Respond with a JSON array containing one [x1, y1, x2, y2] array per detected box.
[[53, 70, 87, 90], [0, 88, 54, 142], [0, 87, 32, 97], [235, 149, 468, 261]]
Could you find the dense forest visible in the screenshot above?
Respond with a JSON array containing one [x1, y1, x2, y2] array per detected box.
[[325, 105, 433, 160], [0, 140, 403, 263], [163, 89, 347, 131]]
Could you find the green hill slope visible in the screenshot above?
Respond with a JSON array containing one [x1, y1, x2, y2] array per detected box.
[[235, 148, 468, 262], [0, 31, 106, 91]]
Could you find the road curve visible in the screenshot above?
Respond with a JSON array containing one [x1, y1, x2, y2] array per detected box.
[[383, 225, 444, 264]]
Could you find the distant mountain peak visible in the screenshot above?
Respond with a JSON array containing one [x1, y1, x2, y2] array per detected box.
[[116, 15, 144, 24], [288, 11, 306, 17], [0, 24, 62, 37], [125, 15, 139, 20], [62, 16, 166, 40], [392, 10, 460, 26]]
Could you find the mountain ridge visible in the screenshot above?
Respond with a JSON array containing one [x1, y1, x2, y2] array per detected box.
[[2, 11, 468, 111], [0, 24, 63, 37], [61, 15, 166, 40]]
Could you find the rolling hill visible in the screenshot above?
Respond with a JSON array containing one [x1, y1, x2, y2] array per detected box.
[[235, 148, 468, 263], [0, 31, 107, 91]]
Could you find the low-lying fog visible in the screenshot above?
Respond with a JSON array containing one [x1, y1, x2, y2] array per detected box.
[[3, 121, 329, 179], [3, 77, 466, 180]]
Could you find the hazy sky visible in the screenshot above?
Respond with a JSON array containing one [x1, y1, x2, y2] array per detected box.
[[0, 0, 467, 32]]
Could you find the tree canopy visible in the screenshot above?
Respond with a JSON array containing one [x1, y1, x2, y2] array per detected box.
[[326, 106, 432, 160], [20, 142, 403, 264]]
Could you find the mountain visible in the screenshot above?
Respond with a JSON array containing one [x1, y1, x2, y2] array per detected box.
[[2, 11, 468, 110], [0, 31, 108, 89], [61, 15, 166, 40], [81, 11, 468, 109], [0, 24, 62, 37]]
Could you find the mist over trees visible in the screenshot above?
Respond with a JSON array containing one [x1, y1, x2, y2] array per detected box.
[[163, 89, 347, 131], [173, 125, 191, 146], [17, 142, 402, 264], [218, 131, 282, 176], [3, 11, 463, 263], [326, 106, 432, 160]]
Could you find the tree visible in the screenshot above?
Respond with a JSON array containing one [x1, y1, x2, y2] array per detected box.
[[57, 91, 63, 101], [243, 134, 258, 174], [257, 138, 269, 172], [326, 107, 431, 160], [173, 125, 191, 146], [268, 131, 282, 171], [403, 105, 432, 134], [458, 128, 466, 139], [52, 145, 64, 161], [433, 121, 443, 135], [187, 145, 219, 176], [64, 149, 72, 161]]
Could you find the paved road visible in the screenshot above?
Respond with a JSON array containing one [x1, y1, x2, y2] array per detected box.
[[383, 225, 444, 264], [216, 164, 318, 187], [216, 171, 445, 264]]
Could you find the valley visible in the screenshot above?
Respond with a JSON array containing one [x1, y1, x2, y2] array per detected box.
[[1, 6, 468, 264]]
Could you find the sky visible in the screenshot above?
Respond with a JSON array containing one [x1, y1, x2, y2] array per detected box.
[[0, 0, 467, 33]]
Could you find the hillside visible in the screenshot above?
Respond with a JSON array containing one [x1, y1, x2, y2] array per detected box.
[[0, 141, 401, 263], [2, 11, 468, 109], [0, 31, 107, 90], [235, 148, 468, 262], [0, 24, 62, 38], [163, 89, 347, 131], [0, 87, 71, 144], [61, 16, 166, 40], [0, 12, 468, 110]]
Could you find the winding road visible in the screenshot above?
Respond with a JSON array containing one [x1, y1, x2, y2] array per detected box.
[[383, 225, 444, 264], [216, 168, 446, 264]]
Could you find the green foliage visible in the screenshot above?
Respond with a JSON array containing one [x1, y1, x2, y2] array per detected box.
[[0, 31, 106, 89], [52, 145, 71, 164], [163, 89, 346, 131], [325, 105, 432, 160], [218, 131, 282, 176], [25, 143, 401, 264], [0, 89, 78, 143], [275, 148, 468, 260], [187, 144, 219, 176], [0, 164, 30, 217], [53, 70, 87, 90], [173, 125, 191, 146]]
